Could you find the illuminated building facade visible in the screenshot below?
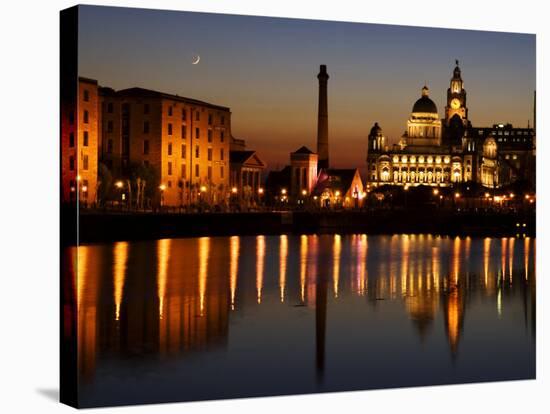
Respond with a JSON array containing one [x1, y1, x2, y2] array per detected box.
[[61, 77, 99, 205], [290, 146, 318, 198], [100, 87, 232, 206], [229, 150, 267, 204], [367, 61, 535, 189]]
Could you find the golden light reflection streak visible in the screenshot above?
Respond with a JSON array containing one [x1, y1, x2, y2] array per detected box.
[[198, 237, 210, 315], [401, 235, 410, 296], [524, 237, 530, 280], [279, 235, 288, 303], [230, 236, 240, 310], [432, 247, 440, 293], [508, 237, 515, 284], [113, 241, 128, 321], [501, 237, 507, 280], [357, 235, 367, 296], [77, 246, 89, 311], [157, 239, 171, 320], [300, 235, 308, 302], [452, 237, 461, 286], [483, 238, 491, 288], [256, 235, 265, 304], [333, 235, 341, 298]]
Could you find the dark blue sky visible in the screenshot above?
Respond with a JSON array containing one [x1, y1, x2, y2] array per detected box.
[[78, 5, 535, 169]]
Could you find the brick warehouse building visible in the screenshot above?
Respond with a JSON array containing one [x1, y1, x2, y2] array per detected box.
[[62, 78, 265, 207], [61, 77, 99, 205]]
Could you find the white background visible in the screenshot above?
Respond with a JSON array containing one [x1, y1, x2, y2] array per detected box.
[[0, 0, 548, 412]]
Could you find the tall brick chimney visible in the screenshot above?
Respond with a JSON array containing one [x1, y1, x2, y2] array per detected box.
[[317, 65, 329, 170]]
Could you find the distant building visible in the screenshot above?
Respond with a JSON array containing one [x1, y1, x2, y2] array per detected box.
[[312, 169, 364, 208], [61, 77, 99, 205], [366, 61, 535, 190], [229, 150, 267, 204], [290, 146, 318, 198]]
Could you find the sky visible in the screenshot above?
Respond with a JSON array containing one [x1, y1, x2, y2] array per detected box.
[[78, 5, 536, 170]]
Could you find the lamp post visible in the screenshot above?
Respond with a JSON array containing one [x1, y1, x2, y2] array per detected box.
[[159, 184, 166, 209], [258, 187, 264, 208]]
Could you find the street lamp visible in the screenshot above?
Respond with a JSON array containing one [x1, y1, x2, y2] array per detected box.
[[231, 186, 238, 194], [115, 181, 123, 189], [433, 188, 439, 196], [281, 188, 287, 195], [301, 189, 307, 196], [258, 187, 264, 195]]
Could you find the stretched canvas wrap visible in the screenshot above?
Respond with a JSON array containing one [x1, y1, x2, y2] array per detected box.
[[60, 4, 536, 408]]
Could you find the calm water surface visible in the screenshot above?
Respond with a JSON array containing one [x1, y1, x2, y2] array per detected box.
[[67, 234, 536, 407]]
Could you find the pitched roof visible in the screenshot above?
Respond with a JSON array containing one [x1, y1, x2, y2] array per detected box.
[[293, 146, 315, 154], [230, 150, 256, 164], [313, 169, 361, 195]]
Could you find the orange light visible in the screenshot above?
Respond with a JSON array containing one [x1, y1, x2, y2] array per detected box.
[[231, 187, 238, 194], [454, 192, 460, 198], [301, 189, 307, 196], [159, 184, 166, 191], [200, 185, 207, 192], [433, 189, 439, 195], [485, 192, 490, 198], [281, 188, 287, 195], [115, 181, 123, 189], [335, 190, 341, 197], [258, 187, 264, 194]]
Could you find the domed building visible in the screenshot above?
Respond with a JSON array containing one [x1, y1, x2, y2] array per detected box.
[[405, 86, 442, 147], [364, 61, 534, 189]]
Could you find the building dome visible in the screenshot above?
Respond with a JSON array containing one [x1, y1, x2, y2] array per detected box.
[[370, 122, 382, 136], [412, 85, 438, 114]]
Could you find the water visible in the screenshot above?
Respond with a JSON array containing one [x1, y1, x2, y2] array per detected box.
[[65, 234, 536, 407]]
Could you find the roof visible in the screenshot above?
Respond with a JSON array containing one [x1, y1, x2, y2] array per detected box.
[[293, 146, 315, 154], [313, 168, 360, 195], [114, 87, 230, 111], [412, 96, 438, 114], [79, 76, 98, 85], [230, 150, 256, 164]]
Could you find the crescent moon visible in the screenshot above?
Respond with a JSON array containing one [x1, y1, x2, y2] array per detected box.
[[192, 55, 200, 65]]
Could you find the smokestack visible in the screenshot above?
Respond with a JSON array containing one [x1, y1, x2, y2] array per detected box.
[[317, 65, 329, 170]]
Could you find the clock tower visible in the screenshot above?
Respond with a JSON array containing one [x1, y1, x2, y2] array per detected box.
[[444, 60, 469, 145], [445, 60, 468, 126]]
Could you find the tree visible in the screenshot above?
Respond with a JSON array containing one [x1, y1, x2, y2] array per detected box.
[[97, 162, 112, 207]]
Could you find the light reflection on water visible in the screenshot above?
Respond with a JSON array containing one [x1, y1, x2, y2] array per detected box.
[[66, 234, 536, 407]]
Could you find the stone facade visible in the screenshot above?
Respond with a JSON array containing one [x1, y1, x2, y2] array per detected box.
[[366, 62, 534, 190]]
